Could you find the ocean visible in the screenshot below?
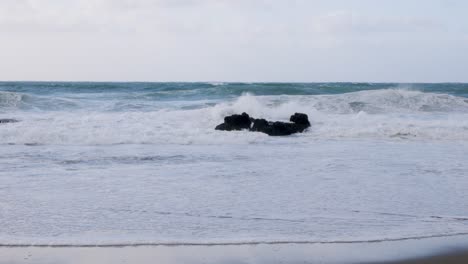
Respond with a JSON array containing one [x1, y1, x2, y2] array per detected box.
[[1, 82, 468, 246]]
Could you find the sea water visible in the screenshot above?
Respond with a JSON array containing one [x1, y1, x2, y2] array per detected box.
[[1, 82, 468, 246]]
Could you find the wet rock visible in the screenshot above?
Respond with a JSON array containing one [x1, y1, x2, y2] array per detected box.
[[251, 118, 270, 132], [251, 119, 299, 136], [0, 119, 19, 124], [216, 113, 311, 136], [290, 113, 311, 128], [215, 112, 252, 131], [265, 121, 304, 136]]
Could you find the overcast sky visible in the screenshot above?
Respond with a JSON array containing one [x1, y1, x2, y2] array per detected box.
[[1, 0, 467, 82]]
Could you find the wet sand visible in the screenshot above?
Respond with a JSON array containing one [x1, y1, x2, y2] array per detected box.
[[385, 251, 468, 264], [1, 235, 468, 264]]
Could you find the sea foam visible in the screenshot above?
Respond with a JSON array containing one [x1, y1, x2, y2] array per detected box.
[[1, 90, 468, 145], [1, 82, 468, 246]]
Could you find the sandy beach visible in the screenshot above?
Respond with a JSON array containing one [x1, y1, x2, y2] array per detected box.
[[2, 235, 468, 264]]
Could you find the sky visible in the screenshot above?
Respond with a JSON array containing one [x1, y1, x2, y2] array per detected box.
[[1, 0, 468, 82]]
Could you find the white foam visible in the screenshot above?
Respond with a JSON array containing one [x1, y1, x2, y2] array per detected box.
[[1, 141, 468, 245], [1, 90, 468, 145], [3, 88, 468, 246], [0, 91, 24, 109]]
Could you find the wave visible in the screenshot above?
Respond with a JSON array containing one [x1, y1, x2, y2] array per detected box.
[[2, 232, 468, 247], [1, 81, 466, 96], [2, 86, 468, 113], [0, 91, 79, 111], [1, 82, 468, 108], [220, 89, 468, 116], [58, 154, 228, 165], [0, 91, 24, 108], [1, 90, 468, 145]]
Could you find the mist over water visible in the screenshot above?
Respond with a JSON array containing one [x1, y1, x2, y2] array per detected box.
[[1, 82, 468, 246]]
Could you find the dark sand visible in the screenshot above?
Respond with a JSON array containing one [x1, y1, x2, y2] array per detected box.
[[385, 251, 468, 264], [1, 235, 468, 264]]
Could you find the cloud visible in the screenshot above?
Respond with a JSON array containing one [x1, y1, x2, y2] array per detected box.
[[0, 0, 227, 33], [0, 0, 446, 37], [0, 0, 103, 33], [0, 0, 160, 33], [0, 0, 467, 82], [310, 11, 444, 35]]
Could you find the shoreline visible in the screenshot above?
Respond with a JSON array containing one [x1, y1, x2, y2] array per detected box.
[[2, 235, 468, 264]]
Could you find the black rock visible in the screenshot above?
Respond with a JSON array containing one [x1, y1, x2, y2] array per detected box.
[[251, 119, 298, 136], [215, 112, 252, 131], [266, 121, 302, 136], [290, 113, 310, 127], [251, 118, 270, 132], [216, 112, 311, 136], [0, 119, 19, 124]]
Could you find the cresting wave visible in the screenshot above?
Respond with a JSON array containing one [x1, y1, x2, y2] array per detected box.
[[2, 232, 468, 247], [1, 86, 468, 112], [0, 91, 24, 108], [1, 87, 468, 114], [1, 89, 468, 144], [0, 91, 80, 111]]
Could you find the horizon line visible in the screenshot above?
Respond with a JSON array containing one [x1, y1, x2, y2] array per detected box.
[[1, 80, 467, 84]]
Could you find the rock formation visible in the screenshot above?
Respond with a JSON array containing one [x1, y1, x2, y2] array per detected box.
[[215, 112, 310, 136]]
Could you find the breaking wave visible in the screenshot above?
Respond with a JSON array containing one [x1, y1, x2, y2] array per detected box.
[[1, 89, 468, 145], [0, 91, 24, 109], [0, 91, 79, 111]]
